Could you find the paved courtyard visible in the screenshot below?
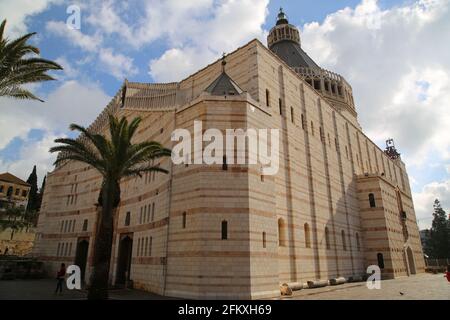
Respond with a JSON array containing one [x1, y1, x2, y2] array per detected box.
[[0, 273, 448, 300], [282, 273, 449, 300]]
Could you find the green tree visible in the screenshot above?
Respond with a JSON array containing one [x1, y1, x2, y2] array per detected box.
[[26, 165, 39, 212], [36, 175, 46, 213], [50, 114, 171, 299], [426, 199, 450, 258], [0, 207, 27, 240], [0, 19, 62, 102]]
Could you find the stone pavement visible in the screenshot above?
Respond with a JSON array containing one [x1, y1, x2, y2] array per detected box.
[[0, 273, 448, 300], [281, 273, 449, 300], [0, 279, 175, 300]]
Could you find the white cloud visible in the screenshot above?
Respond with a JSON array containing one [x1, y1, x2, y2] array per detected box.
[[0, 79, 110, 182], [98, 48, 138, 80], [46, 20, 137, 80], [413, 179, 450, 229], [301, 0, 450, 166], [148, 0, 269, 82], [0, 0, 61, 37], [0, 132, 61, 185], [299, 0, 450, 227]]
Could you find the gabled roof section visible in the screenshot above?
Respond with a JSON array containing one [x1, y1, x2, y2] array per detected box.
[[0, 172, 30, 187], [205, 72, 243, 96], [204, 55, 243, 96]]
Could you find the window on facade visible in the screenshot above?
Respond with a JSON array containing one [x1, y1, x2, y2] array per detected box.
[[262, 232, 266, 248], [291, 107, 294, 123], [144, 237, 149, 257], [279, 98, 283, 115], [304, 223, 311, 248], [15, 188, 20, 196], [221, 220, 228, 240], [22, 190, 27, 197], [182, 212, 186, 229], [0, 185, 4, 193], [125, 212, 131, 226], [278, 218, 286, 247], [82, 219, 88, 232], [325, 227, 330, 250], [137, 238, 141, 257], [369, 193, 376, 208], [151, 203, 155, 221], [222, 156, 228, 171], [377, 253, 385, 269], [356, 232, 361, 251], [266, 89, 270, 107], [149, 237, 153, 256], [301, 114, 305, 130], [341, 230, 347, 251]]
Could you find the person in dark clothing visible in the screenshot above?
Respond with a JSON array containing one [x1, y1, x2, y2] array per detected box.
[[55, 263, 66, 294], [4, 247, 8, 255]]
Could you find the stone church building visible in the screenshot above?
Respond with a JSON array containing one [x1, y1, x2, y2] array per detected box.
[[33, 9, 425, 299]]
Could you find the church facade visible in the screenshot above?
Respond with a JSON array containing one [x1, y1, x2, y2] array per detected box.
[[33, 10, 425, 299]]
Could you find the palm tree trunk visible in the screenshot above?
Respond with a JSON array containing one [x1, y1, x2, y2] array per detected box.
[[87, 179, 118, 300]]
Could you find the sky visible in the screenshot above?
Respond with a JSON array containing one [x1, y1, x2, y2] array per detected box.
[[0, 0, 449, 229]]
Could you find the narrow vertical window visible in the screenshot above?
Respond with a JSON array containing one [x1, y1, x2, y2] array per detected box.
[[279, 98, 283, 115], [182, 212, 187, 229], [291, 107, 294, 123], [266, 89, 270, 107], [262, 232, 266, 248], [125, 212, 131, 226], [137, 238, 140, 257], [341, 230, 347, 251], [151, 202, 155, 221], [304, 223, 311, 248], [377, 253, 385, 269], [311, 121, 314, 136], [301, 114, 305, 130], [82, 219, 88, 232], [144, 237, 149, 257], [149, 237, 153, 256], [222, 156, 228, 171], [221, 220, 228, 240], [325, 227, 330, 250], [369, 193, 376, 208], [278, 218, 286, 247]]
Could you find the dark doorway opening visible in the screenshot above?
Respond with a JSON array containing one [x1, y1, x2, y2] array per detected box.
[[116, 234, 133, 286], [74, 239, 89, 283]]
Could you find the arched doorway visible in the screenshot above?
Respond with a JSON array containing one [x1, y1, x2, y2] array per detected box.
[[74, 239, 89, 282], [116, 235, 133, 286], [406, 247, 416, 275]]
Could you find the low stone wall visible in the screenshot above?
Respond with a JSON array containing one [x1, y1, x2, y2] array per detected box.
[[0, 256, 45, 280]]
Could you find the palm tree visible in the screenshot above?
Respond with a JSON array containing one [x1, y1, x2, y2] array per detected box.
[[50, 114, 172, 300], [0, 19, 63, 102], [0, 207, 27, 240]]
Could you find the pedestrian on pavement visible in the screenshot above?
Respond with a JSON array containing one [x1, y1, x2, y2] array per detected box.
[[55, 263, 66, 295], [4, 247, 8, 255]]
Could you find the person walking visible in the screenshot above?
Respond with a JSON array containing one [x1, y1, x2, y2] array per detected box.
[[55, 263, 66, 295]]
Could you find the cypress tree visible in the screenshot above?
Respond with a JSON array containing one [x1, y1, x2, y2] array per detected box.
[[26, 165, 38, 212], [426, 199, 450, 258]]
